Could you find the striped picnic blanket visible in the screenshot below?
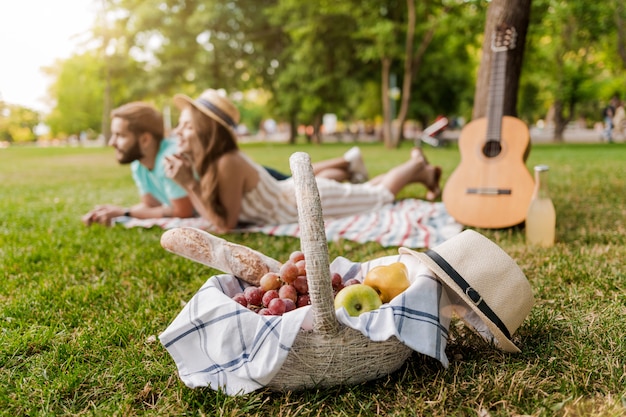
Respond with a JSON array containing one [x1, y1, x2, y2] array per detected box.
[[116, 199, 462, 248]]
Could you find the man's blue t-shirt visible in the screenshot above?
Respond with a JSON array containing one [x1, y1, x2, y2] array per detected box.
[[131, 138, 187, 205]]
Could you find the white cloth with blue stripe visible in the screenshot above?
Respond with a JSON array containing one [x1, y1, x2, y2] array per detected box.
[[159, 253, 452, 395]]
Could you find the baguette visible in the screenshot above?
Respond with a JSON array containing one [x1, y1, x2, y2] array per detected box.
[[160, 227, 282, 286]]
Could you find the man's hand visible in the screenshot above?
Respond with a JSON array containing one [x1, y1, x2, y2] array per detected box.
[[82, 205, 125, 227]]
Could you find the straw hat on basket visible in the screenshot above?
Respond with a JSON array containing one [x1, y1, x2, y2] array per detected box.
[[399, 230, 534, 353], [173, 89, 240, 142]]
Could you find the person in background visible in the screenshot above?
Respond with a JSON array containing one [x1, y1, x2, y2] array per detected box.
[[602, 95, 620, 143], [82, 102, 369, 226], [612, 96, 625, 141], [164, 89, 442, 233]]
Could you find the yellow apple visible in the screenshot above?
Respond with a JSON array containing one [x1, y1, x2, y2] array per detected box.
[[363, 262, 410, 303], [334, 284, 382, 316]]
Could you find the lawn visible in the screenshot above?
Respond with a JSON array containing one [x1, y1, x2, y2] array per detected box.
[[1, 141, 625, 416]]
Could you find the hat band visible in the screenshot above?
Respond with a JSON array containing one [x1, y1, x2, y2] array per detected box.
[[196, 98, 237, 128], [424, 249, 511, 340]]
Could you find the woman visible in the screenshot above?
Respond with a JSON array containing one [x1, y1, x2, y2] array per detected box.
[[164, 89, 442, 233]]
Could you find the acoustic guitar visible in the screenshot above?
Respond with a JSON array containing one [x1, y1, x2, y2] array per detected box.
[[442, 24, 534, 229]]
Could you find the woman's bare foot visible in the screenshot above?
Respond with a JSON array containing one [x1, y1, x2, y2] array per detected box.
[[424, 165, 442, 201], [410, 147, 440, 200], [410, 147, 429, 164]]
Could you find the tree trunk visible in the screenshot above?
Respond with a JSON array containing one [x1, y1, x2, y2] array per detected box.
[[396, 4, 445, 147], [381, 57, 393, 148], [101, 66, 112, 143], [552, 100, 566, 142], [394, 0, 416, 148], [472, 0, 531, 120], [288, 114, 297, 145], [617, 2, 626, 68], [312, 113, 323, 144]]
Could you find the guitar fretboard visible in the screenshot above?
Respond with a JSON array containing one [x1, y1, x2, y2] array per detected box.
[[485, 50, 507, 143]]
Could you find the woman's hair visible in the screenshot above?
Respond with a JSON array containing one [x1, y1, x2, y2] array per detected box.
[[110, 102, 165, 141], [187, 105, 239, 221]]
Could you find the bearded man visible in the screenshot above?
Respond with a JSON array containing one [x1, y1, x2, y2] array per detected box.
[[82, 102, 194, 226]]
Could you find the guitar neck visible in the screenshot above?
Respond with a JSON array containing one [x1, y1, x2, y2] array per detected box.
[[486, 50, 507, 142]]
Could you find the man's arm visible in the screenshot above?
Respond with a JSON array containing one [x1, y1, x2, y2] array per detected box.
[[128, 194, 194, 218], [82, 193, 194, 226], [127, 193, 194, 219]]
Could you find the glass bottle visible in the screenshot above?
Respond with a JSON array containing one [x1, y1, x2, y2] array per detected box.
[[526, 165, 556, 247]]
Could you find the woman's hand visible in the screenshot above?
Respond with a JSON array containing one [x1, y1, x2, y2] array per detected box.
[[164, 153, 196, 189]]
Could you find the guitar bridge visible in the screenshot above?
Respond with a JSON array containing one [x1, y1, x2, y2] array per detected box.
[[466, 188, 512, 195]]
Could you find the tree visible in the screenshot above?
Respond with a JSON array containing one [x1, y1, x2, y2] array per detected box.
[[38, 0, 624, 147], [351, 0, 485, 148], [350, 0, 408, 148], [0, 103, 40, 143], [44, 53, 107, 138], [523, 0, 615, 141], [472, 0, 531, 120], [269, 0, 364, 143], [395, 0, 459, 146], [618, 2, 626, 68]]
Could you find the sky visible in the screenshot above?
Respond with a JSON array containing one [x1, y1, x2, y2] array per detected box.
[[0, 0, 98, 113]]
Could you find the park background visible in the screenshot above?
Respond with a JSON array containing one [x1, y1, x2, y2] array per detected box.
[[1, 0, 626, 146]]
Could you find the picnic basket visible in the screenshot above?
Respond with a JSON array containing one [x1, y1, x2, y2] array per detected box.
[[265, 152, 413, 391]]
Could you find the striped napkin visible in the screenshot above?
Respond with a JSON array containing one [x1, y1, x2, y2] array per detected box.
[[159, 253, 451, 395]]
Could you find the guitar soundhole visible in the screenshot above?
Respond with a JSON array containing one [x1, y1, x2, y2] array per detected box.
[[482, 140, 502, 158]]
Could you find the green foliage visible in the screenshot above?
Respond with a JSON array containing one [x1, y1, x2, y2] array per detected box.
[[11, 0, 625, 141], [0, 103, 40, 143], [1, 143, 625, 416], [44, 52, 107, 137], [269, 0, 366, 121], [520, 0, 625, 126]]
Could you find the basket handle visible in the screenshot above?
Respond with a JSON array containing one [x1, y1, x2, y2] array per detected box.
[[290, 152, 340, 336]]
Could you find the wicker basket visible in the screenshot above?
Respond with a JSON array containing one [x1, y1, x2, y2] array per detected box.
[[266, 152, 413, 391]]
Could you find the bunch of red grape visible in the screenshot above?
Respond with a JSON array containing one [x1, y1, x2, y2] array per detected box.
[[231, 250, 354, 316]]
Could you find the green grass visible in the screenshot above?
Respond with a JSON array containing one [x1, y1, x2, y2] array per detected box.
[[1, 141, 625, 416]]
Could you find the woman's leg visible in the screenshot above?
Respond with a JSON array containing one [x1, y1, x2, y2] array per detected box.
[[368, 148, 442, 200], [311, 157, 350, 177], [310, 147, 369, 183], [314, 166, 351, 182], [410, 147, 442, 200]]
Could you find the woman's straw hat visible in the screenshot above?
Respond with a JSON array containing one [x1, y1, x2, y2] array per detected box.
[[174, 89, 240, 140], [399, 230, 534, 352]]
